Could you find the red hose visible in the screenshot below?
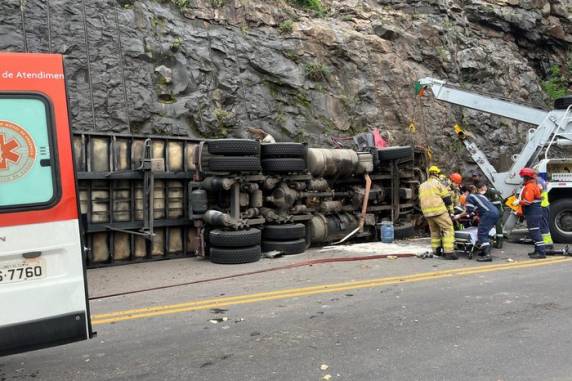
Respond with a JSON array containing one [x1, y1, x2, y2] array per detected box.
[[89, 252, 417, 300]]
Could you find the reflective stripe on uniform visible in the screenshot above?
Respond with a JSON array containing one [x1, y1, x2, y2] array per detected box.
[[541, 191, 550, 207], [473, 194, 490, 212], [422, 205, 448, 215]]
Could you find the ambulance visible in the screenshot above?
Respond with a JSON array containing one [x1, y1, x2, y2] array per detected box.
[[0, 53, 93, 356]]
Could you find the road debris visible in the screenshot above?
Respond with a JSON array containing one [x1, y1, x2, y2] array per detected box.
[[320, 364, 329, 371], [387, 255, 398, 260], [322, 375, 332, 380], [209, 317, 229, 324]]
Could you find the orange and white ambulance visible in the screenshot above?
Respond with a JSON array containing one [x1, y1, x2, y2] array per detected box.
[[0, 53, 93, 356]]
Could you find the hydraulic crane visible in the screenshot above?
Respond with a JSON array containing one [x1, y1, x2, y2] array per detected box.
[[416, 77, 572, 242]]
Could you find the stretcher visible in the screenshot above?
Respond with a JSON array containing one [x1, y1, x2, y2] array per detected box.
[[454, 226, 496, 259]]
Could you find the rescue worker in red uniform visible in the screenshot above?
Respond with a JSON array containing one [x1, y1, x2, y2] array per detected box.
[[518, 168, 546, 259]]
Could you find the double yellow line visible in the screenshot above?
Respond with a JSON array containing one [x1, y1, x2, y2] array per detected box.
[[92, 257, 572, 326]]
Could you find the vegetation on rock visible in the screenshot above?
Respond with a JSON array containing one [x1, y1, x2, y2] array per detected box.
[[542, 64, 571, 101], [305, 61, 330, 82], [289, 0, 325, 15], [279, 19, 294, 34]]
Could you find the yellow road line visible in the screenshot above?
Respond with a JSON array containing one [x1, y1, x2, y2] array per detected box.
[[92, 257, 572, 326]]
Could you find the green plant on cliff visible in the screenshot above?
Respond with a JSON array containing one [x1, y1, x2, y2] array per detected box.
[[289, 0, 325, 15], [211, 107, 233, 137], [210, 0, 227, 8], [163, 0, 188, 9], [175, 0, 188, 8], [305, 61, 330, 82], [542, 64, 570, 100], [279, 19, 294, 34]]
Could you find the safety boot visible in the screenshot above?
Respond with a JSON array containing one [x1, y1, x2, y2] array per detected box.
[[442, 252, 458, 260], [529, 249, 546, 259], [476, 245, 492, 262]]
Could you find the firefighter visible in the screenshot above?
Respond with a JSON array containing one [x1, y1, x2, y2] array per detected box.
[[449, 172, 463, 207], [420, 166, 457, 260], [463, 183, 500, 262], [517, 168, 546, 259], [448, 173, 464, 230], [471, 171, 504, 249], [536, 176, 554, 250]]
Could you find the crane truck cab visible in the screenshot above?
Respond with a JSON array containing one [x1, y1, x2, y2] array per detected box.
[[0, 53, 92, 356]]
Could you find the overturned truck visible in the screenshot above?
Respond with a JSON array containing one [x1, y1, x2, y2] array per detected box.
[[74, 133, 426, 267]]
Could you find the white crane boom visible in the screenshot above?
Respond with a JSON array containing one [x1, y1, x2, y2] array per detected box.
[[418, 77, 549, 125]]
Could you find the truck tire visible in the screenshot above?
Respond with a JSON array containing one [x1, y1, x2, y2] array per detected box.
[[554, 96, 572, 110], [377, 146, 413, 162], [261, 143, 306, 158], [207, 139, 259, 156], [208, 156, 261, 172], [549, 199, 572, 243], [262, 239, 306, 255], [210, 245, 262, 264], [263, 224, 306, 240], [209, 228, 261, 247], [261, 158, 306, 173]]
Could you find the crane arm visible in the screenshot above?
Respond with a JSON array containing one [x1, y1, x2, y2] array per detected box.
[[417, 77, 549, 125], [416, 77, 569, 199]]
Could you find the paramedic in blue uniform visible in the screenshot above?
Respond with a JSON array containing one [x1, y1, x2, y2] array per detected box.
[[464, 183, 500, 262]]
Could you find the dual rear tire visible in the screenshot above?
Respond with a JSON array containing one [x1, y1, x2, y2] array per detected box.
[[208, 228, 262, 264], [262, 223, 307, 255]]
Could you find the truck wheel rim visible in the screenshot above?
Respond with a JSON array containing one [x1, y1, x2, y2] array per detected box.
[[555, 210, 572, 235]]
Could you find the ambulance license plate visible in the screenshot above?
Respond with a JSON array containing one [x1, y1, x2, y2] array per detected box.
[[0, 259, 46, 284]]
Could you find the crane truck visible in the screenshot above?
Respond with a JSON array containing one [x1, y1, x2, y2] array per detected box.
[[416, 77, 572, 243]]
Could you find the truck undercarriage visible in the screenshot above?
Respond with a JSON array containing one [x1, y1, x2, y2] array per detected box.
[[74, 132, 427, 267]]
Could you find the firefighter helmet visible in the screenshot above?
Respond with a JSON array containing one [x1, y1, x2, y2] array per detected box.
[[449, 172, 462, 185], [519, 167, 536, 178], [428, 166, 441, 175]]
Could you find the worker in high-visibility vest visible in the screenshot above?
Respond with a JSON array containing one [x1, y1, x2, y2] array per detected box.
[[536, 176, 554, 249], [516, 168, 546, 259], [420, 166, 457, 259]]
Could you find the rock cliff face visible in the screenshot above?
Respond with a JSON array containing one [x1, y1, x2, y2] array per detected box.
[[1, 0, 570, 172]]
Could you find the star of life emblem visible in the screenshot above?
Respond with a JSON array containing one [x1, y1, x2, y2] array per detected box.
[[0, 120, 36, 183]]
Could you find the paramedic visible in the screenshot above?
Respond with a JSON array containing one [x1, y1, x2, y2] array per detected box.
[[471, 171, 504, 248], [463, 183, 500, 262]]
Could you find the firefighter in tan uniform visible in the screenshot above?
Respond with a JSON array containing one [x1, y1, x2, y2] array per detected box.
[[420, 166, 457, 260]]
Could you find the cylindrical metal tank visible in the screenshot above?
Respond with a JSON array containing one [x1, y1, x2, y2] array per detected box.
[[307, 148, 359, 178], [310, 213, 359, 244], [190, 189, 208, 213], [357, 152, 374, 174]]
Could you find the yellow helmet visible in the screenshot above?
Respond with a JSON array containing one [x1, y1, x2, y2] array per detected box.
[[428, 165, 441, 175]]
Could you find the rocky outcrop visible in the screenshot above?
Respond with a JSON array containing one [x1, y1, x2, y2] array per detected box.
[[0, 0, 570, 172]]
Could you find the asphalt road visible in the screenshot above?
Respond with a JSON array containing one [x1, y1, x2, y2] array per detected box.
[[2, 242, 572, 381]]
